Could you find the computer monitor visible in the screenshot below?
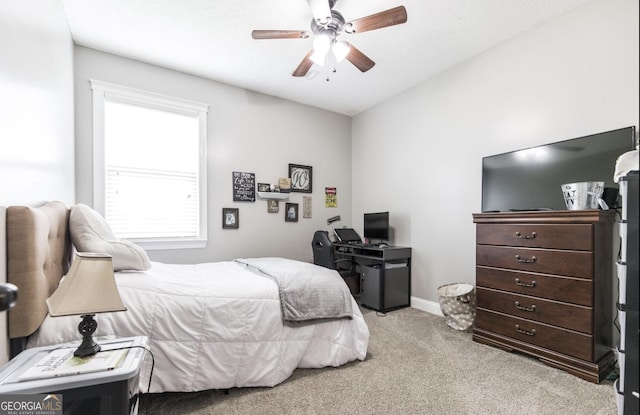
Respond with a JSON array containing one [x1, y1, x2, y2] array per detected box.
[[363, 212, 389, 242]]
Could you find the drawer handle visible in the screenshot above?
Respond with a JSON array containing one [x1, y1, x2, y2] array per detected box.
[[515, 231, 536, 239], [515, 278, 536, 288], [515, 301, 536, 312], [515, 255, 536, 263], [515, 324, 536, 336]]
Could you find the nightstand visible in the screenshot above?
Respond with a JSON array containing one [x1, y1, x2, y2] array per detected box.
[[0, 336, 148, 415]]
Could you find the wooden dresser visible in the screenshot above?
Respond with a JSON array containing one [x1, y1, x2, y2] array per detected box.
[[472, 210, 615, 383]]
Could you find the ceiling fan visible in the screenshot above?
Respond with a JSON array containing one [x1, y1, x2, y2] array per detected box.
[[251, 0, 408, 78]]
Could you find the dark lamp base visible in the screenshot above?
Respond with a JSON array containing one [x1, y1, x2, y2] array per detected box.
[[74, 314, 101, 357]]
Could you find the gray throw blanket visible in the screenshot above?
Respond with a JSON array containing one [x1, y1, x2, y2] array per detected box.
[[234, 257, 353, 326]]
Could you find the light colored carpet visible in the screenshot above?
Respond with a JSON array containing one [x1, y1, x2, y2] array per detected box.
[[140, 306, 617, 414]]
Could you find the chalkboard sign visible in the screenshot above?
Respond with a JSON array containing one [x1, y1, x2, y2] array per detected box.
[[232, 172, 255, 202]]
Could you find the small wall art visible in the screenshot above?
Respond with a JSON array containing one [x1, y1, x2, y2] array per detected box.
[[232, 172, 255, 202], [288, 164, 312, 193], [222, 208, 239, 229], [325, 187, 337, 207], [303, 196, 312, 218], [285, 202, 298, 222], [268, 199, 279, 213]]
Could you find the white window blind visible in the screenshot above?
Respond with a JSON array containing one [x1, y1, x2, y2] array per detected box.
[[105, 166, 199, 238], [92, 80, 208, 249]]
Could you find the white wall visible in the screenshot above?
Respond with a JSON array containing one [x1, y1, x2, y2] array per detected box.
[[352, 0, 639, 311], [0, 0, 75, 363], [73, 46, 353, 264]]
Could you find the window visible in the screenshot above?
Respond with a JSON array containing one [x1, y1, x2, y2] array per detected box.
[[91, 79, 208, 249]]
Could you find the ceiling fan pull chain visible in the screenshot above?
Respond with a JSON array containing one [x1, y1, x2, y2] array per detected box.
[[325, 51, 334, 81]]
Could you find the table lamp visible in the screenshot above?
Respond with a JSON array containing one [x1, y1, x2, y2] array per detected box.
[[46, 253, 127, 357]]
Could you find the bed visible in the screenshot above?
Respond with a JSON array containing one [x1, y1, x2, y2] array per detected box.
[[6, 201, 369, 393]]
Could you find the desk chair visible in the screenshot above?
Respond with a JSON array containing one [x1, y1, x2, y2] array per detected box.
[[311, 230, 360, 296]]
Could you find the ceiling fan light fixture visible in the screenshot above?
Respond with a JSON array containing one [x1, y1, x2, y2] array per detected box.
[[310, 49, 328, 66], [252, 2, 407, 78], [332, 40, 349, 62], [312, 33, 331, 54]]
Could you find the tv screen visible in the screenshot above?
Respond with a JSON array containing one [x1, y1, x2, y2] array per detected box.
[[364, 212, 389, 241], [482, 126, 636, 212]]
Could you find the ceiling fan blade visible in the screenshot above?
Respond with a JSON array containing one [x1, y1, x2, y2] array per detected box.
[[344, 42, 375, 72], [252, 30, 310, 40], [308, 0, 332, 25], [345, 6, 407, 34], [292, 51, 314, 77]]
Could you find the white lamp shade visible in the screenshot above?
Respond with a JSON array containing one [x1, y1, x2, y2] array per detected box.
[[332, 40, 350, 62], [46, 252, 127, 316], [310, 50, 328, 66], [312, 33, 331, 54]]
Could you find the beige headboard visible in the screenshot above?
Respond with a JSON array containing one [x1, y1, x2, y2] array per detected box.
[[6, 201, 71, 339]]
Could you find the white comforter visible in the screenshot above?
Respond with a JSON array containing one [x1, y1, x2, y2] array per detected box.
[[27, 258, 370, 393]]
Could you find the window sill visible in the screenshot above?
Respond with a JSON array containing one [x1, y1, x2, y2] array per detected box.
[[131, 238, 207, 251]]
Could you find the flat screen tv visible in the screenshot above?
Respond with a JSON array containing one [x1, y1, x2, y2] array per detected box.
[[364, 212, 389, 242], [482, 126, 636, 212]]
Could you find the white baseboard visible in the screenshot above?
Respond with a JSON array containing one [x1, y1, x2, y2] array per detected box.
[[410, 296, 443, 317]]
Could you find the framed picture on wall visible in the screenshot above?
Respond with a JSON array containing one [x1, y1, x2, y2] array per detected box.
[[222, 208, 239, 229], [288, 164, 312, 193], [285, 203, 298, 222], [232, 172, 255, 202], [268, 199, 279, 213]]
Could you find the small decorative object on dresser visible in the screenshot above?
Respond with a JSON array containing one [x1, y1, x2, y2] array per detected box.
[[472, 210, 615, 383]]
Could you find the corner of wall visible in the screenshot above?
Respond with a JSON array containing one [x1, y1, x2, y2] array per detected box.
[[1, 207, 9, 364]]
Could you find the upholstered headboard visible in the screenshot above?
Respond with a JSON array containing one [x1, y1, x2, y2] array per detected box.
[[6, 201, 71, 339]]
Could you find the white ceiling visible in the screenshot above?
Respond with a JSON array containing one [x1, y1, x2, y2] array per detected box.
[[61, 0, 593, 116]]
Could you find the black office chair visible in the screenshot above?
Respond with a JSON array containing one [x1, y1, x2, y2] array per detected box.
[[311, 230, 360, 296]]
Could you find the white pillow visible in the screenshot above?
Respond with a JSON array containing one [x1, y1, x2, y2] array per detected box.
[[69, 204, 151, 271]]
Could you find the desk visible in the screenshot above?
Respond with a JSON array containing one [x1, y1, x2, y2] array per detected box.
[[335, 244, 412, 312], [0, 336, 148, 415]]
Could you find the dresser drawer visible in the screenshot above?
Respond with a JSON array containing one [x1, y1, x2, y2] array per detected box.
[[475, 309, 593, 361], [476, 245, 593, 278], [476, 287, 592, 333], [476, 266, 592, 306], [476, 223, 593, 250]]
